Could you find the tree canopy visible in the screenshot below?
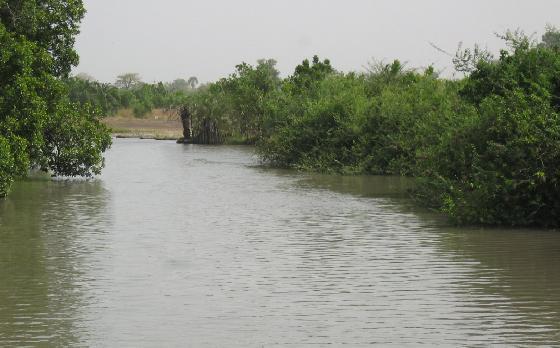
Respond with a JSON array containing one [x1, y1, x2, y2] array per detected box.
[[115, 73, 142, 89], [0, 0, 111, 197]]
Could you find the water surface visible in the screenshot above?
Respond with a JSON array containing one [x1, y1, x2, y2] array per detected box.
[[1, 139, 559, 346]]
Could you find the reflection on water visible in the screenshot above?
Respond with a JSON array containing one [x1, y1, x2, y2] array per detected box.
[[1, 138, 559, 346], [0, 179, 111, 346], [297, 173, 415, 198], [438, 228, 560, 344]]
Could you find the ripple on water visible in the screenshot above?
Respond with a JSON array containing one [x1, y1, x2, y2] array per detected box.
[[0, 139, 559, 346]]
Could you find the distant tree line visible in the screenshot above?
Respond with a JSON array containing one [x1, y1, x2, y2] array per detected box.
[[180, 27, 560, 227], [64, 73, 199, 118]]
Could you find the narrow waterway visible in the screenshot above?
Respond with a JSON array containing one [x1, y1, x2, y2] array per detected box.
[[1, 139, 559, 346]]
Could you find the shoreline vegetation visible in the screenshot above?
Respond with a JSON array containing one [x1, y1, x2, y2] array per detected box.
[[0, 1, 111, 198], [175, 27, 560, 228], [1, 0, 559, 228]]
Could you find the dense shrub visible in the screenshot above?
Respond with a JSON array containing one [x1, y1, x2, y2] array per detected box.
[[460, 41, 560, 109], [417, 41, 560, 227], [259, 61, 462, 176], [259, 73, 369, 172], [356, 69, 462, 175], [178, 28, 560, 227]]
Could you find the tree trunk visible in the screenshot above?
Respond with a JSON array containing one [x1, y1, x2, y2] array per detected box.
[[179, 106, 192, 143]]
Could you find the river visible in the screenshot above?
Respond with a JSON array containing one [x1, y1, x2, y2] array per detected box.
[[1, 138, 559, 346]]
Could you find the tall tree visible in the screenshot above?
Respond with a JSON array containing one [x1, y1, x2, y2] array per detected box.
[[187, 76, 199, 89], [168, 78, 189, 92], [115, 73, 142, 89], [0, 0, 85, 77], [74, 72, 96, 81], [540, 25, 560, 50], [0, 0, 111, 197]]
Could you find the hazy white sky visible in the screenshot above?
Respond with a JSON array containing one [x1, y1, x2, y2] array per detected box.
[[74, 0, 560, 83]]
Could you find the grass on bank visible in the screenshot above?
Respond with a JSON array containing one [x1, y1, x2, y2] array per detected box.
[[102, 108, 183, 140]]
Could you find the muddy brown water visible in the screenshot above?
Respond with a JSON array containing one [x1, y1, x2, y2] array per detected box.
[[1, 139, 559, 346]]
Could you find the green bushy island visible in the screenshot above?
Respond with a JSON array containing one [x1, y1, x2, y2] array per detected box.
[[1, 0, 559, 227]]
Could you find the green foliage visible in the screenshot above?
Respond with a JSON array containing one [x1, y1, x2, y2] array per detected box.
[[0, 136, 14, 196], [259, 73, 368, 172], [65, 77, 188, 118], [167, 78, 189, 93], [0, 135, 28, 196], [417, 33, 560, 227], [259, 60, 460, 176], [42, 103, 111, 177], [0, 0, 85, 77], [287, 55, 334, 95], [132, 100, 151, 118], [418, 91, 560, 226], [453, 43, 494, 74], [0, 0, 111, 197], [65, 77, 123, 115], [460, 36, 560, 109], [358, 70, 462, 176], [179, 29, 560, 227], [540, 25, 560, 50], [183, 59, 281, 143]]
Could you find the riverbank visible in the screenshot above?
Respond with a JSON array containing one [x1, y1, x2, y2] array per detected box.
[[102, 108, 183, 140], [176, 30, 560, 227]]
